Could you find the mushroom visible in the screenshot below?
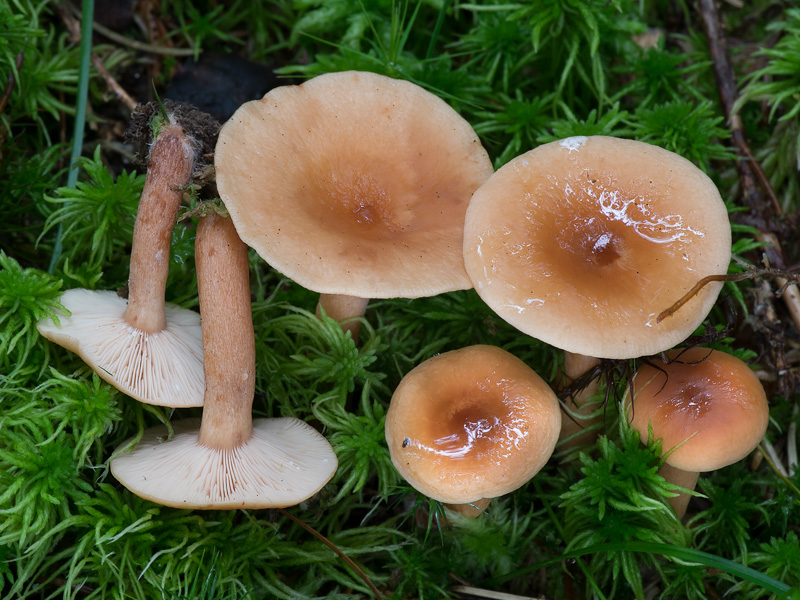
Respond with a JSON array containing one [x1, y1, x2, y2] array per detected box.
[[559, 352, 603, 450], [385, 345, 561, 513], [110, 210, 337, 508], [37, 117, 205, 408], [626, 347, 769, 518], [463, 135, 731, 443], [214, 70, 494, 338]]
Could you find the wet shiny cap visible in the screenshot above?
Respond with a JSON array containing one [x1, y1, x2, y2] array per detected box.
[[215, 70, 494, 299], [385, 345, 561, 504], [627, 347, 769, 472], [463, 136, 731, 359]]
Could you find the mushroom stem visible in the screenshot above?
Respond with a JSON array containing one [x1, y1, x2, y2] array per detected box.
[[657, 463, 699, 519], [195, 211, 255, 450], [444, 497, 492, 518], [317, 293, 369, 339], [559, 352, 601, 449], [124, 122, 195, 333]]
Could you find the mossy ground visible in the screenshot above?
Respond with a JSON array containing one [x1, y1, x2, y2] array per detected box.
[[1, 1, 800, 598]]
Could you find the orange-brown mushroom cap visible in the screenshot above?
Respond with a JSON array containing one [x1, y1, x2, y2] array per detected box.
[[463, 136, 731, 359], [215, 70, 494, 299], [385, 345, 561, 504], [627, 347, 769, 472]]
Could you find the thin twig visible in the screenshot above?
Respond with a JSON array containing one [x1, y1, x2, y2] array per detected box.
[[91, 55, 138, 110], [277, 508, 385, 600], [0, 52, 24, 115], [697, 0, 781, 217], [656, 268, 799, 323], [66, 1, 196, 56], [58, 3, 138, 110]]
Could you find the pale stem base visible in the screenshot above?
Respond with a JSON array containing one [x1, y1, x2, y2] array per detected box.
[[444, 497, 492, 518], [658, 462, 700, 519], [317, 293, 369, 340], [559, 352, 601, 450]]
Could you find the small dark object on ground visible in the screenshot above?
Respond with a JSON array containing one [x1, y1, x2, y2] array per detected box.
[[166, 52, 285, 123]]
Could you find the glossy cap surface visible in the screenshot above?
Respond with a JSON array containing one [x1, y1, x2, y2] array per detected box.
[[627, 347, 769, 472], [464, 136, 731, 359], [385, 345, 560, 504]]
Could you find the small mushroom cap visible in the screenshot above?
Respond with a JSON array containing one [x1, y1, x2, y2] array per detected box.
[[215, 70, 494, 299], [36, 289, 204, 407], [110, 418, 338, 509], [385, 345, 561, 504], [627, 347, 769, 472], [464, 136, 731, 359]]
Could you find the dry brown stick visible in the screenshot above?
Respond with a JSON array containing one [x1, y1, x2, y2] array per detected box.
[[91, 54, 138, 110], [657, 267, 800, 323], [66, 0, 195, 56], [0, 52, 25, 115], [697, 0, 781, 217], [697, 0, 800, 331]]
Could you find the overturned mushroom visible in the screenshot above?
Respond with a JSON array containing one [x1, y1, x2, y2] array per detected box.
[[110, 210, 337, 508], [214, 70, 494, 338], [385, 345, 561, 512], [37, 112, 209, 407]]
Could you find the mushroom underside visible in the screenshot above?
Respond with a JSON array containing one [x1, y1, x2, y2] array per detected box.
[[37, 288, 204, 407], [110, 418, 338, 509]]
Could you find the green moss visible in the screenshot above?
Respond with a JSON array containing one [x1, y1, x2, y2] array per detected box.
[[1, 0, 798, 598]]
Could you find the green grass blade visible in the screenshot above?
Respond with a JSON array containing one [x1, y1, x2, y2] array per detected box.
[[486, 541, 792, 595], [49, 0, 94, 273]]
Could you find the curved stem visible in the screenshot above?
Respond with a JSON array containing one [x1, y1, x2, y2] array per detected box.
[[196, 212, 255, 450], [123, 123, 194, 333]]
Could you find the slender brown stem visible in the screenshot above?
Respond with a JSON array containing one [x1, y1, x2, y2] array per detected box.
[[123, 123, 194, 333], [558, 352, 601, 448], [657, 273, 740, 323], [196, 212, 255, 450], [91, 53, 138, 110]]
